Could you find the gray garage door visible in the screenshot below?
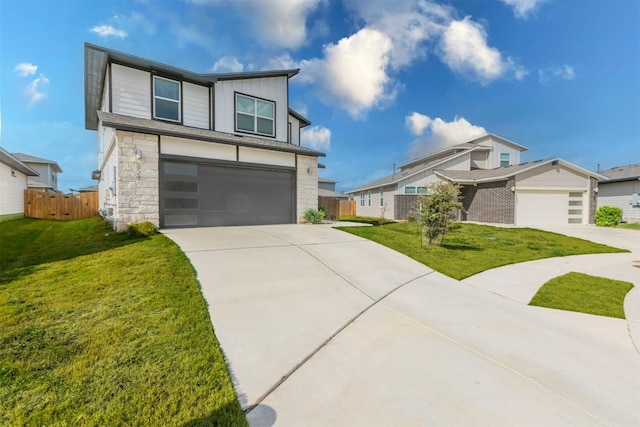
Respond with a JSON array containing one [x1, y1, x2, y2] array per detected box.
[[160, 159, 295, 228]]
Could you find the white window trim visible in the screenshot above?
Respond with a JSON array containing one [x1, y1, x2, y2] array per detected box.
[[367, 191, 371, 207], [379, 188, 384, 207], [235, 93, 276, 137], [360, 193, 365, 207], [153, 76, 181, 123], [405, 186, 416, 194]]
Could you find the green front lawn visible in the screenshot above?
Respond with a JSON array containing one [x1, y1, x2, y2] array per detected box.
[[0, 218, 247, 426], [617, 222, 640, 231], [336, 222, 627, 280], [529, 272, 633, 318]]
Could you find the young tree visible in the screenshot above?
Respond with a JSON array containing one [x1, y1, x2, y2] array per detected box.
[[415, 181, 464, 246]]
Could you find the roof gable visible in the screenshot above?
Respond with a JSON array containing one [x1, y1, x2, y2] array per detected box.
[[85, 43, 300, 130], [0, 147, 39, 176], [399, 133, 527, 170], [436, 158, 605, 184], [13, 153, 63, 173]]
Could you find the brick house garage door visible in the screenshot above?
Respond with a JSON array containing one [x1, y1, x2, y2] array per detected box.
[[160, 160, 295, 228], [515, 190, 584, 225]]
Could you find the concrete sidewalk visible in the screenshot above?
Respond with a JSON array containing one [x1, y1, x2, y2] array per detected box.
[[164, 224, 640, 426], [462, 225, 640, 350]]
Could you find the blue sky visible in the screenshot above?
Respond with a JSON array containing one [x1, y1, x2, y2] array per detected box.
[[1, 0, 639, 193]]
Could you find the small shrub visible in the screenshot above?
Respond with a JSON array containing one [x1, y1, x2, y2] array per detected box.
[[304, 209, 326, 224], [128, 221, 159, 237], [595, 206, 623, 227], [407, 215, 417, 223]]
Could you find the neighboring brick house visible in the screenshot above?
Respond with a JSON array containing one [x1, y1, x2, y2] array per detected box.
[[84, 43, 324, 231], [598, 164, 640, 223], [347, 134, 604, 226]]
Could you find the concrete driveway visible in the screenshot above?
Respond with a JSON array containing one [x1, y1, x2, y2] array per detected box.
[[164, 224, 640, 427]]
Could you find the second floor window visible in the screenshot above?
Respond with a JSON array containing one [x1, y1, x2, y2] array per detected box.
[[154, 76, 180, 122], [500, 153, 510, 167], [236, 94, 275, 137]]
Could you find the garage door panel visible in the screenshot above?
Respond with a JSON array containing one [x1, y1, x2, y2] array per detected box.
[[516, 191, 584, 226], [161, 160, 294, 228]]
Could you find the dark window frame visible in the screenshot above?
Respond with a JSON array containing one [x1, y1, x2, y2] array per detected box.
[[234, 92, 276, 138]]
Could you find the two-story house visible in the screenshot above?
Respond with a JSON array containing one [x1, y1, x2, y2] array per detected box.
[[12, 153, 62, 193], [84, 43, 324, 231], [347, 133, 604, 226]]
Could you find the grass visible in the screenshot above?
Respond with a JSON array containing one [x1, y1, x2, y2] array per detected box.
[[336, 222, 627, 280], [616, 222, 640, 230], [339, 215, 395, 226], [0, 217, 247, 426], [529, 272, 634, 318]]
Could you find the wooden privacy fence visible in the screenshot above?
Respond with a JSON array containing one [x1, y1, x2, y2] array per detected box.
[[339, 200, 356, 218], [318, 197, 356, 220], [25, 190, 99, 220], [318, 196, 340, 220]]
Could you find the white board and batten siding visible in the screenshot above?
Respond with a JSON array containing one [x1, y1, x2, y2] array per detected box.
[[0, 162, 29, 216], [289, 115, 301, 145], [160, 136, 295, 168], [398, 154, 471, 191], [214, 76, 289, 142], [238, 146, 295, 168], [110, 64, 151, 120], [478, 136, 522, 168], [182, 82, 210, 129], [161, 136, 236, 161]]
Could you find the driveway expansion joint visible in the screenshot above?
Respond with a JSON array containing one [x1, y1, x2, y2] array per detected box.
[[244, 270, 435, 416]]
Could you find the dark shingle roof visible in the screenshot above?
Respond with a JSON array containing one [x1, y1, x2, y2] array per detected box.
[[599, 164, 640, 182], [98, 111, 325, 158]]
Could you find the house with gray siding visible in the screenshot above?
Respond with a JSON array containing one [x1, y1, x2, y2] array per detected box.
[[598, 164, 640, 223], [347, 134, 604, 226], [85, 43, 324, 231], [0, 147, 39, 222], [12, 153, 62, 192]]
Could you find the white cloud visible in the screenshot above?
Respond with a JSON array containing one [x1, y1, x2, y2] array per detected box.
[[14, 62, 38, 77], [211, 56, 244, 72], [236, 0, 323, 49], [25, 75, 49, 106], [90, 24, 127, 39], [345, 0, 451, 69], [438, 17, 526, 84], [405, 112, 432, 136], [319, 28, 395, 119], [301, 125, 331, 151], [407, 115, 487, 159], [539, 65, 576, 84], [501, 0, 546, 19]]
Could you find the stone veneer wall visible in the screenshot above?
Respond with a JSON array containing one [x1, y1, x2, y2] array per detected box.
[[461, 177, 515, 224], [296, 155, 318, 223], [114, 131, 159, 231]]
